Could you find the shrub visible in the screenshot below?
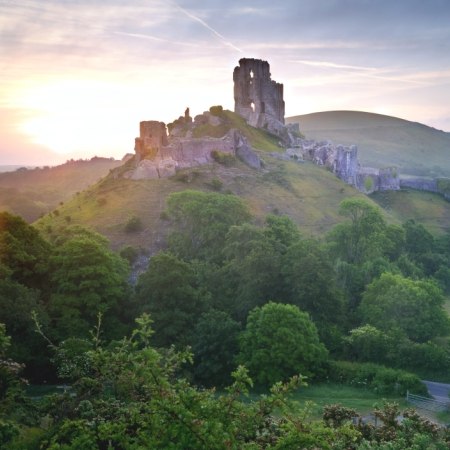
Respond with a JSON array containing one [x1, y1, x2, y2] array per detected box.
[[208, 178, 223, 191], [120, 246, 139, 264], [209, 105, 224, 116], [211, 150, 236, 166], [328, 361, 427, 396], [125, 215, 143, 233], [364, 176, 374, 192]]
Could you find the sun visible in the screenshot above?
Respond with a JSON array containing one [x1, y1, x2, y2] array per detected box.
[[16, 79, 137, 157]]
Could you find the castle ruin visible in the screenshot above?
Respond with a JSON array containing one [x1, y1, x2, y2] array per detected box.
[[234, 58, 289, 143]]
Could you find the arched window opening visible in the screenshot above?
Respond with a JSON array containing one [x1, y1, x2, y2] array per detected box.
[[250, 102, 255, 112], [250, 70, 254, 79]]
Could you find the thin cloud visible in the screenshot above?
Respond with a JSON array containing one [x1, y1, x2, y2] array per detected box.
[[114, 31, 210, 48], [292, 60, 431, 86], [292, 60, 377, 71], [169, 1, 243, 53]]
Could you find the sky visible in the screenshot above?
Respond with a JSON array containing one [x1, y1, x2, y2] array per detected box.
[[1, 0, 450, 165]]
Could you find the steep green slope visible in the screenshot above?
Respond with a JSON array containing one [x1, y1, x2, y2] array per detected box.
[[35, 156, 374, 250], [287, 111, 450, 177]]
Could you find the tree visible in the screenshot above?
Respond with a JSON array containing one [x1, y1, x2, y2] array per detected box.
[[283, 239, 345, 327], [48, 233, 130, 341], [327, 198, 387, 265], [0, 273, 51, 380], [192, 310, 241, 387], [221, 225, 286, 321], [166, 190, 251, 263], [238, 302, 328, 385], [135, 252, 209, 347], [344, 325, 393, 363], [0, 212, 51, 291], [359, 273, 450, 342]]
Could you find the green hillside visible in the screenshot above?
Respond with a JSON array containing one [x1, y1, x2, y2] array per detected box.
[[287, 111, 450, 177], [0, 157, 122, 221], [32, 109, 450, 249], [35, 156, 373, 250]]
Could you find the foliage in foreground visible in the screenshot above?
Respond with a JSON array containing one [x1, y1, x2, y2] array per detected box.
[[2, 317, 450, 449]]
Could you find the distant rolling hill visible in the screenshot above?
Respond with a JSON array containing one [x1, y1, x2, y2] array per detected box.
[[0, 157, 122, 222], [287, 111, 450, 177]]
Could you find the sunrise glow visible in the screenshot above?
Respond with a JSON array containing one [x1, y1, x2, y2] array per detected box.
[[1, 1, 449, 164]]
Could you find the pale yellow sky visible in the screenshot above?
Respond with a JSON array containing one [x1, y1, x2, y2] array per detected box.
[[1, 0, 449, 165]]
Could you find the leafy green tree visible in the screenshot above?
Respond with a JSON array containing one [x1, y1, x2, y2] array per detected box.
[[48, 234, 130, 341], [403, 219, 435, 257], [223, 229, 286, 320], [344, 325, 393, 363], [359, 273, 450, 342], [263, 214, 302, 253], [0, 324, 38, 447], [328, 198, 387, 265], [135, 252, 209, 347], [238, 302, 328, 385], [283, 239, 345, 328], [0, 212, 51, 291], [166, 190, 251, 263], [192, 310, 241, 387], [0, 273, 51, 381]]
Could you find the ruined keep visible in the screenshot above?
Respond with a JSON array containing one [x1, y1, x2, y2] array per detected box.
[[134, 121, 168, 161], [234, 58, 287, 141]]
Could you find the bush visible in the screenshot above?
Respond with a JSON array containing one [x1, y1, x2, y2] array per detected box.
[[120, 246, 139, 264], [208, 178, 223, 191], [209, 105, 224, 116], [125, 215, 143, 233], [211, 150, 236, 166], [364, 176, 374, 191], [328, 361, 427, 396]]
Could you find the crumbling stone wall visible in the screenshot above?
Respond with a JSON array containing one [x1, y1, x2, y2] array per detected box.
[[134, 121, 168, 160], [234, 58, 287, 141]]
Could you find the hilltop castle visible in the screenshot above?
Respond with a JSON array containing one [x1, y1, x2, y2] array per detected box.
[[122, 58, 404, 195]]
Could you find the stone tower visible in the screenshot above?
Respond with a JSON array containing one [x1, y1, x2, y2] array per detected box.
[[233, 58, 285, 134]]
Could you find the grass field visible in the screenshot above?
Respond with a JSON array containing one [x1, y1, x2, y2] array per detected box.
[[287, 383, 406, 420]]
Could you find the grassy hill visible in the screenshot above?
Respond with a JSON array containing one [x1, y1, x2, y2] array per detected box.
[[0, 157, 122, 221], [33, 110, 450, 250], [287, 111, 450, 177], [35, 155, 374, 251]]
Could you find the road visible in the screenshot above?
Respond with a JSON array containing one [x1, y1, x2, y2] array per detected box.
[[423, 380, 450, 402]]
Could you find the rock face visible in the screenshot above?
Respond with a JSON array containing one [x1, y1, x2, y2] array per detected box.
[[234, 58, 288, 143]]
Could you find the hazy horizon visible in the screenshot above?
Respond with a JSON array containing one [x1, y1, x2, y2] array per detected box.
[[1, 0, 449, 165]]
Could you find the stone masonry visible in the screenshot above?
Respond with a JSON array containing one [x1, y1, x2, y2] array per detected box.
[[234, 58, 288, 143]]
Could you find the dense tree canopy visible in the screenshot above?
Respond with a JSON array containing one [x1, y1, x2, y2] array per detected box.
[[191, 310, 241, 387], [135, 252, 209, 347], [166, 190, 251, 262], [238, 302, 328, 385], [0, 211, 51, 291], [359, 273, 450, 342], [48, 233, 130, 341]]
